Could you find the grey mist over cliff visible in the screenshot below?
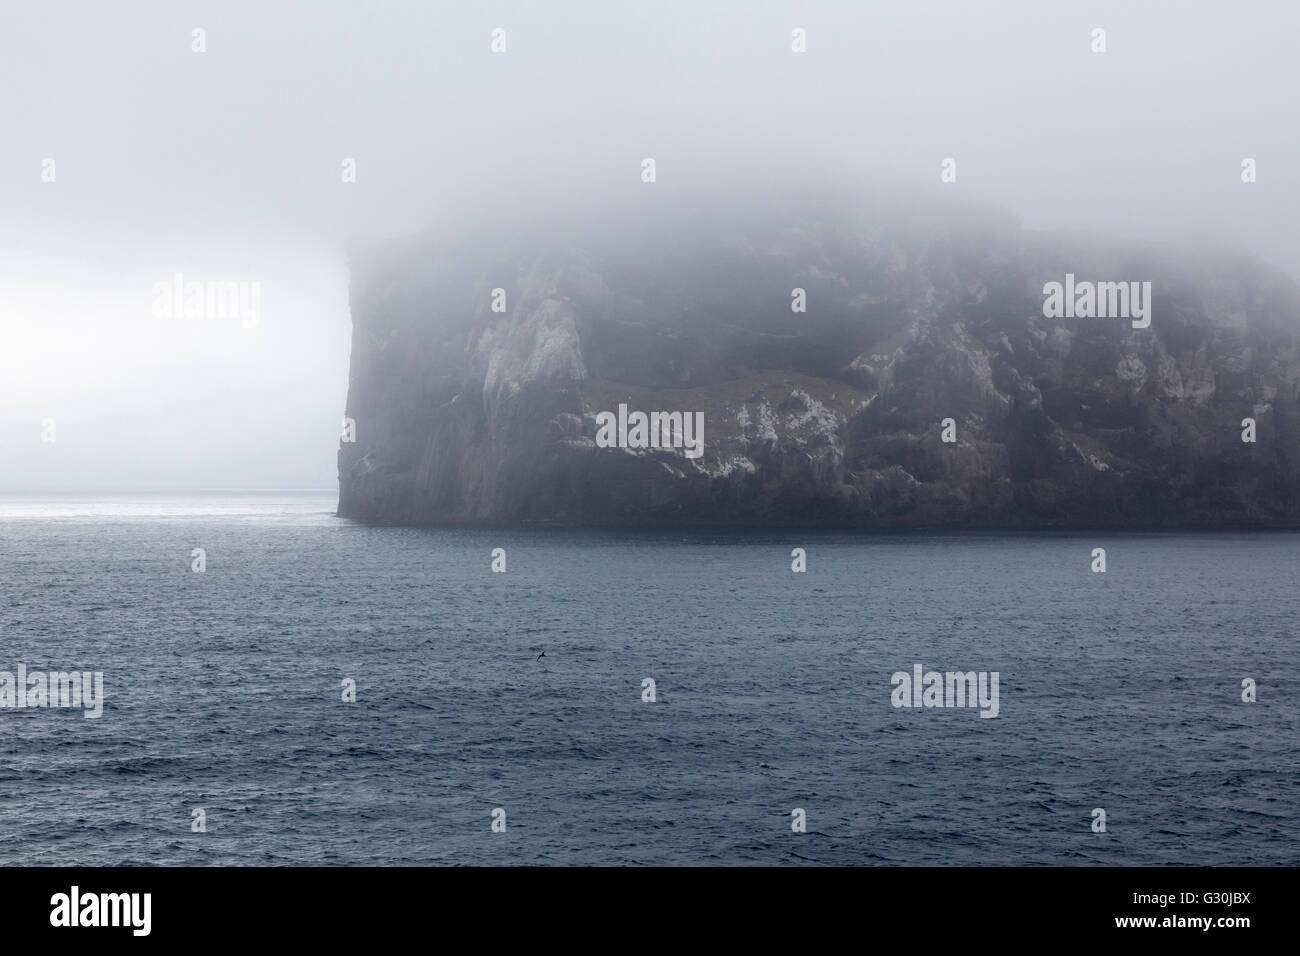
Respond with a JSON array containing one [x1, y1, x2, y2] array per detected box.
[[2, 0, 1297, 492], [341, 179, 1300, 527]]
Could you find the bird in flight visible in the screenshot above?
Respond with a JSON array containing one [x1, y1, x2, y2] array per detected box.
[[536, 649, 546, 661]]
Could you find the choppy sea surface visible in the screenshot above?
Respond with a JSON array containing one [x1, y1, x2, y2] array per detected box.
[[0, 492, 1295, 865]]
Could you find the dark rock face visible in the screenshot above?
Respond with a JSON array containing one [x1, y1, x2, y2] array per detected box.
[[338, 197, 1300, 527]]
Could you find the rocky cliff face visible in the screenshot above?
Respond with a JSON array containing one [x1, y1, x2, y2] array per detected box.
[[338, 195, 1300, 527]]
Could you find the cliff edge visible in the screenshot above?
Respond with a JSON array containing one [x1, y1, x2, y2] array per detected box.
[[338, 194, 1300, 527]]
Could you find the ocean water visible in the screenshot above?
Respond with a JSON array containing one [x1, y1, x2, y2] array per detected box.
[[0, 492, 1295, 866]]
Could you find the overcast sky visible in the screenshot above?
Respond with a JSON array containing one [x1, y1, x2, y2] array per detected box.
[[2, 0, 1296, 490]]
